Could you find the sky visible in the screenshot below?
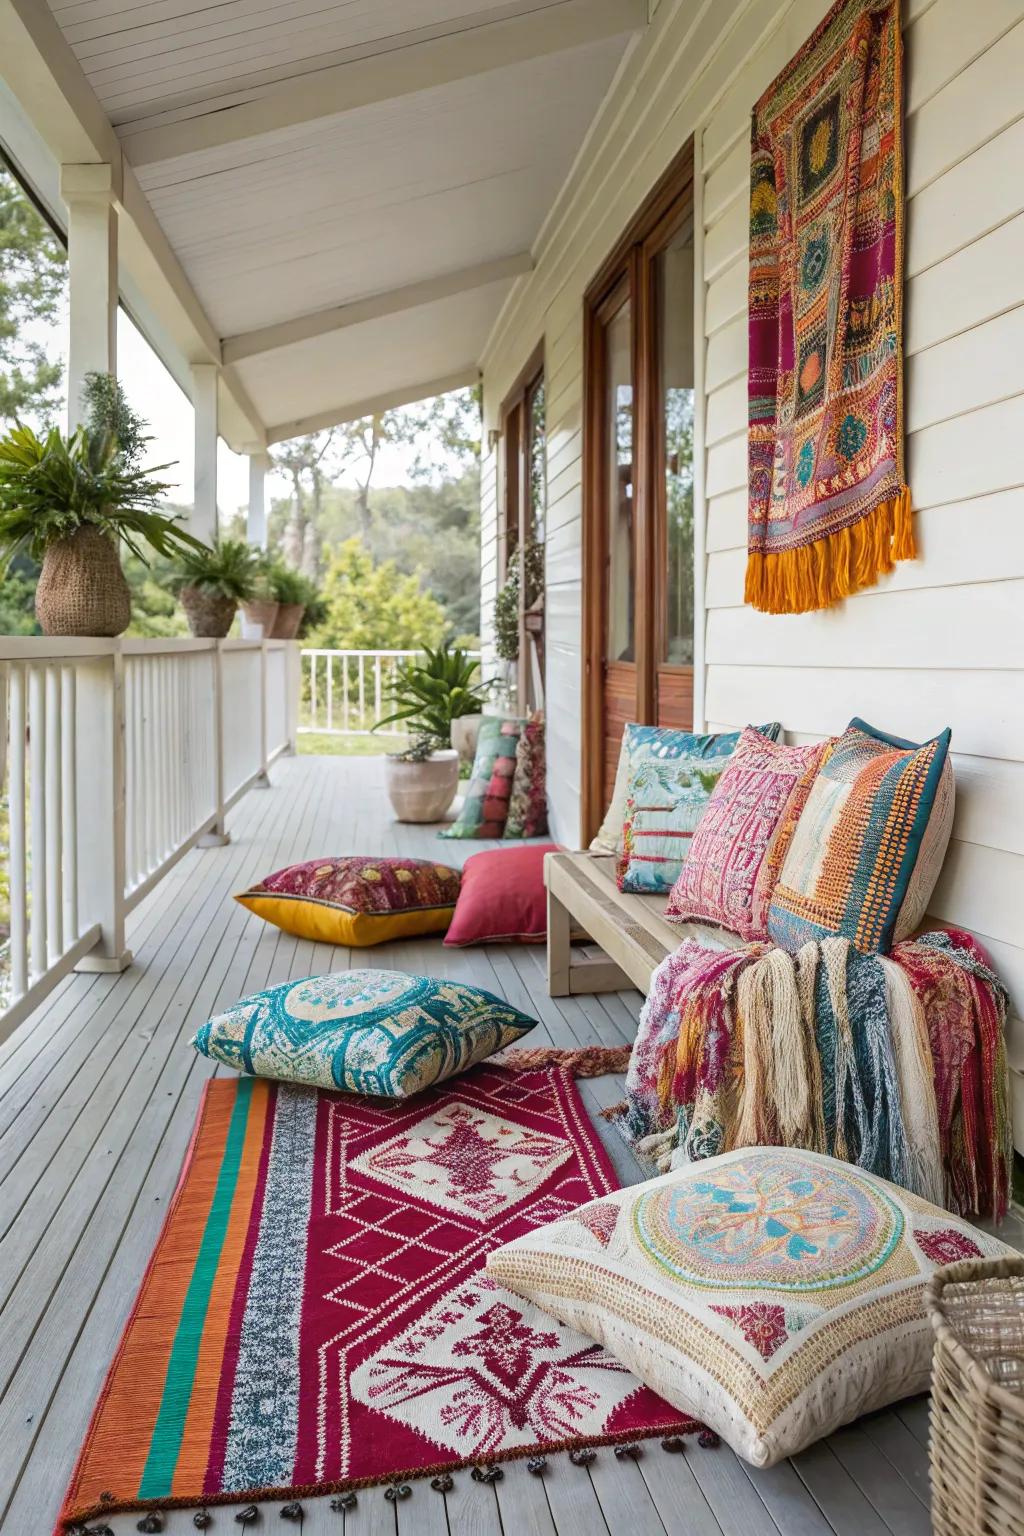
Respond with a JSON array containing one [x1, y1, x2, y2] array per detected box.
[[50, 305, 447, 518]]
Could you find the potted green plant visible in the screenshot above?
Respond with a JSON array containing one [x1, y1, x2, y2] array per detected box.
[[174, 537, 258, 637], [374, 643, 489, 763], [383, 734, 460, 823], [0, 373, 204, 637], [265, 563, 317, 640], [239, 554, 279, 639]]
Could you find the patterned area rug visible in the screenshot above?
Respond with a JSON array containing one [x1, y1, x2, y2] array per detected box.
[[60, 1065, 700, 1528]]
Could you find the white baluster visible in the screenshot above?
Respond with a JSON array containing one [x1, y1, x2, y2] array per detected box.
[[45, 665, 63, 962], [358, 655, 365, 731], [374, 654, 382, 729], [8, 665, 27, 1000], [28, 666, 47, 980], [61, 666, 78, 941], [342, 653, 349, 731], [309, 651, 317, 730], [326, 654, 333, 732]]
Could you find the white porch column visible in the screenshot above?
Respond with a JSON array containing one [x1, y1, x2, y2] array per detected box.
[[192, 362, 219, 544], [247, 450, 271, 548], [60, 164, 117, 429]]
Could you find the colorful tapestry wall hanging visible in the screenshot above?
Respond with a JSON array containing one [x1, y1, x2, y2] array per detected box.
[[746, 0, 913, 613], [59, 1066, 701, 1530]]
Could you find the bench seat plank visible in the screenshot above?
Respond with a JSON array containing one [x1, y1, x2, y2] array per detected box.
[[544, 851, 741, 998]]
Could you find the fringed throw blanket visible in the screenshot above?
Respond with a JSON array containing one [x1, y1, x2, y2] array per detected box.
[[746, 0, 913, 613], [623, 929, 1011, 1220]]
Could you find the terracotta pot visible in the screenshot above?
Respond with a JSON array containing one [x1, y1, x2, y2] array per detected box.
[[385, 749, 459, 823], [180, 584, 237, 638], [35, 525, 131, 637], [239, 598, 279, 639], [270, 601, 305, 639], [450, 712, 483, 766]]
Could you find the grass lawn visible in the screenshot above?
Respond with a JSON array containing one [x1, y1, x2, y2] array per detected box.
[[297, 731, 404, 756]]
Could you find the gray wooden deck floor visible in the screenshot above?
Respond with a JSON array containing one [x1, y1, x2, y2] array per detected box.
[[1, 753, 1020, 1536]]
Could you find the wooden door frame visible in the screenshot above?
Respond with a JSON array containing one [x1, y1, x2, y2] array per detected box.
[[500, 341, 545, 707], [581, 139, 695, 843]]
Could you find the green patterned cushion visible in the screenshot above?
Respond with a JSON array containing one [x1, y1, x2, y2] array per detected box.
[[440, 715, 525, 839], [192, 969, 537, 1098]]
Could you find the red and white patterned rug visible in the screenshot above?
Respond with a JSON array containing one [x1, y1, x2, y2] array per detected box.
[[61, 1064, 702, 1528], [313, 1063, 701, 1485]]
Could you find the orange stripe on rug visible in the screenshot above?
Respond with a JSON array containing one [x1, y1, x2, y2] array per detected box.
[[172, 1079, 272, 1494], [63, 1079, 238, 1516]]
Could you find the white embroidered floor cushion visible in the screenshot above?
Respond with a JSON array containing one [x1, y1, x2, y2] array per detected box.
[[487, 1147, 1012, 1466]]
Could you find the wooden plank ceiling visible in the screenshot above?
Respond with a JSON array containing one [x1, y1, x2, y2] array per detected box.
[[43, 0, 641, 438]]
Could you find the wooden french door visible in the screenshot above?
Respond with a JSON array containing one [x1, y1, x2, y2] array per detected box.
[[500, 346, 546, 712], [582, 141, 696, 838]]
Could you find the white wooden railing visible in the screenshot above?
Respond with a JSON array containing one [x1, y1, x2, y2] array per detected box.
[[300, 648, 481, 736], [0, 637, 300, 1040]]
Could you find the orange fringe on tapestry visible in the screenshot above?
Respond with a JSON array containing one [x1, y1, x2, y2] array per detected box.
[[744, 487, 914, 616]]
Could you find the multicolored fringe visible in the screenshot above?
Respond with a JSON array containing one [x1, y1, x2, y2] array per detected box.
[[623, 929, 1011, 1220]]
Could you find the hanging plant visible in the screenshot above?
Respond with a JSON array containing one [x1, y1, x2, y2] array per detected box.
[[493, 541, 544, 663]]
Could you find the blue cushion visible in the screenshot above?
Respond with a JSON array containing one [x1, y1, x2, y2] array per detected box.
[[192, 969, 537, 1098]]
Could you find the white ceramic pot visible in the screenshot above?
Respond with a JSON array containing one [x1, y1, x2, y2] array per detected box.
[[450, 712, 483, 766], [385, 748, 460, 823]]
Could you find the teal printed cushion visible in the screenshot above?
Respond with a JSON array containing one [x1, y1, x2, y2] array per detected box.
[[192, 969, 537, 1098], [591, 722, 782, 855], [768, 718, 954, 956], [618, 754, 732, 893], [440, 715, 525, 840]]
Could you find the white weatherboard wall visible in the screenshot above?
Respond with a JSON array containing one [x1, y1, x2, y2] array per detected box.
[[479, 0, 1024, 1137]]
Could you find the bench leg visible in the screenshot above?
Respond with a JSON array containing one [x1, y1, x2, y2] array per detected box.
[[547, 886, 572, 997]]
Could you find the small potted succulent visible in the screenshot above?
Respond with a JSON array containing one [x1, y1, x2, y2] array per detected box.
[[375, 642, 489, 764], [266, 563, 317, 639], [0, 373, 204, 637], [174, 537, 258, 637], [383, 734, 460, 823]]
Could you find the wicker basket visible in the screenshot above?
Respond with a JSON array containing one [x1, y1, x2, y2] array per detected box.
[[35, 525, 131, 636], [925, 1255, 1024, 1536]]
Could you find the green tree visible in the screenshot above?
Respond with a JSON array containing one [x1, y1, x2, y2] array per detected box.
[[309, 537, 447, 651], [0, 165, 66, 426], [271, 432, 335, 575]]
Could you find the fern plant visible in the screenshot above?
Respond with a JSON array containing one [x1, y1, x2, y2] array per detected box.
[[173, 538, 258, 601], [374, 643, 488, 739], [0, 372, 205, 572]]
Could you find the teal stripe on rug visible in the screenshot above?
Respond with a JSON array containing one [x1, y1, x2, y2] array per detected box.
[[139, 1076, 255, 1498]]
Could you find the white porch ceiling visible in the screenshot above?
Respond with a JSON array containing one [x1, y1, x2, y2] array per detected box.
[[25, 0, 642, 444]]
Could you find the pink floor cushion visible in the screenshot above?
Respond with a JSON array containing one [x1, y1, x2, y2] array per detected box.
[[444, 842, 562, 946], [665, 728, 828, 942]]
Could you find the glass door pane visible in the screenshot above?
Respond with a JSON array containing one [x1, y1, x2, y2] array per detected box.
[[527, 375, 546, 543], [656, 223, 695, 664], [605, 298, 634, 663]]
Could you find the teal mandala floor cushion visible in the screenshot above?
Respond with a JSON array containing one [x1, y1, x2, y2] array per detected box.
[[192, 969, 537, 1097], [591, 722, 783, 857], [768, 718, 954, 955], [441, 716, 525, 839], [488, 1146, 1013, 1466]]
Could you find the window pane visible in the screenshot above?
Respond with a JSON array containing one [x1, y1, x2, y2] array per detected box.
[[657, 225, 695, 664], [605, 300, 634, 664], [528, 376, 546, 543]]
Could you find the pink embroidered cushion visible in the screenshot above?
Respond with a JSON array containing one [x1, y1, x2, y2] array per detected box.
[[664, 729, 828, 941]]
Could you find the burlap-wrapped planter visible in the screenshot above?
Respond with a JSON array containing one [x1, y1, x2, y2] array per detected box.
[[240, 598, 279, 638], [270, 602, 305, 640], [180, 585, 237, 638], [35, 525, 131, 637]]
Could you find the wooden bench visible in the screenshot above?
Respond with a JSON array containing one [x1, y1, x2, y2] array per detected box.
[[544, 850, 742, 997]]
